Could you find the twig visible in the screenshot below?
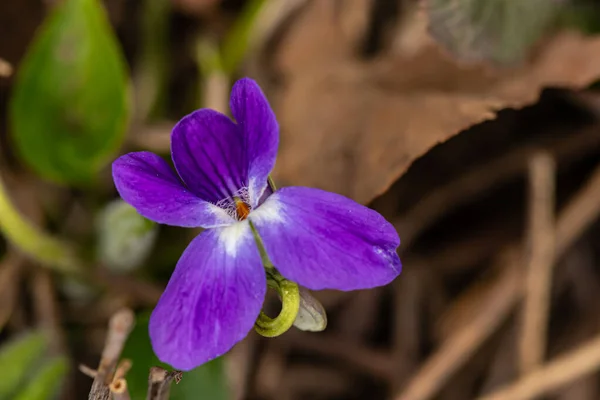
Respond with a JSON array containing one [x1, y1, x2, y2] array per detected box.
[[478, 333, 600, 400], [87, 308, 135, 400], [394, 160, 600, 400], [394, 251, 522, 400], [396, 126, 600, 248], [554, 162, 600, 256], [113, 359, 132, 382], [110, 378, 131, 400], [519, 152, 556, 374], [80, 365, 98, 379], [146, 367, 183, 400]]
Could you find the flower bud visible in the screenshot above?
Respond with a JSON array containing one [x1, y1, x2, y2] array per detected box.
[[293, 286, 327, 332], [96, 200, 158, 273]]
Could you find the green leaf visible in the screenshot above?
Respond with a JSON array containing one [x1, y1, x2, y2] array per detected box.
[[13, 357, 69, 400], [0, 332, 48, 399], [425, 0, 564, 66], [121, 312, 231, 400], [9, 0, 131, 186]]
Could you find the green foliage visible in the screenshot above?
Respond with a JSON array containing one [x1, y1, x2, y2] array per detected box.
[[121, 312, 231, 400], [220, 0, 266, 74], [9, 0, 130, 186], [0, 176, 79, 274], [13, 357, 69, 400], [426, 0, 564, 65], [0, 332, 48, 399]]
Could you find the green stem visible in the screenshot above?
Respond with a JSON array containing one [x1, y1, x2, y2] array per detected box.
[[220, 0, 267, 75], [248, 219, 272, 268], [267, 175, 277, 191], [0, 175, 78, 273], [254, 273, 300, 337]]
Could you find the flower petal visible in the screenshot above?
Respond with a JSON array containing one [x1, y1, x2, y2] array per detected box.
[[171, 109, 247, 203], [149, 223, 266, 370], [250, 187, 401, 291], [230, 78, 279, 207], [113, 152, 233, 228]]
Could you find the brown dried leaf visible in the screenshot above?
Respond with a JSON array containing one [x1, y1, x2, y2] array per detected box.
[[270, 2, 600, 204]]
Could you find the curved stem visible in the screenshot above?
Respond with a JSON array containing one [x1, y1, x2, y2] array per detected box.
[[0, 174, 78, 273], [254, 274, 300, 337]]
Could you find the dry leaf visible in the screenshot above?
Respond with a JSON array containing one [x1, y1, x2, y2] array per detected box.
[[269, 2, 600, 204]]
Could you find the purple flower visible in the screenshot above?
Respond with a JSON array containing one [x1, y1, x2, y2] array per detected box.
[[112, 78, 401, 370]]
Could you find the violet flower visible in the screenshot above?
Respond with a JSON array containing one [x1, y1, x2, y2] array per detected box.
[[112, 78, 401, 370]]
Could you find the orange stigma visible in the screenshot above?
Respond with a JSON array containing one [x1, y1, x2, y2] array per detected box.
[[234, 197, 250, 220]]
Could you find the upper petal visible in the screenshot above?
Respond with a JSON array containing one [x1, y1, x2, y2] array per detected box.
[[112, 152, 233, 228], [149, 223, 266, 370], [230, 78, 279, 207], [250, 187, 401, 291], [171, 109, 247, 203]]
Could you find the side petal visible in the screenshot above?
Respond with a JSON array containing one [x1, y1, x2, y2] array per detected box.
[[149, 223, 266, 370], [171, 109, 247, 203], [113, 152, 233, 228], [230, 78, 279, 207], [250, 187, 401, 291]]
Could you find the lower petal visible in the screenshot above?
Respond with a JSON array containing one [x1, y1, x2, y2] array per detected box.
[[149, 223, 265, 370], [250, 187, 401, 291]]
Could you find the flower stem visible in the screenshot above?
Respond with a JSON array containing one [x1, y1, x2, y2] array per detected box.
[[267, 175, 277, 191], [254, 272, 300, 338], [0, 174, 79, 273], [248, 219, 273, 268], [249, 177, 301, 337]]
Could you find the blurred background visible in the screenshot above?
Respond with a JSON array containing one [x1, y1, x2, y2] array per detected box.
[[3, 0, 600, 399]]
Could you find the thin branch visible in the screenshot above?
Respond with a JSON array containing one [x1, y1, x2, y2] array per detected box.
[[80, 365, 98, 379], [478, 332, 600, 400], [519, 151, 556, 374], [87, 309, 135, 400], [396, 126, 600, 248], [394, 250, 522, 400], [110, 379, 131, 400], [554, 162, 600, 256], [394, 160, 600, 400], [113, 359, 133, 382], [146, 367, 183, 400]]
